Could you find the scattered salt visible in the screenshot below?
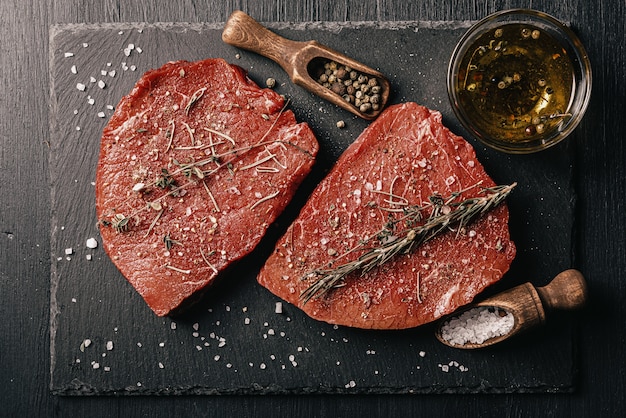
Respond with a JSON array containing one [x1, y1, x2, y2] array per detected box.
[[64, 52, 74, 58], [86, 238, 98, 249], [274, 301, 283, 314], [70, 65, 77, 74], [76, 83, 86, 91], [64, 248, 73, 255]]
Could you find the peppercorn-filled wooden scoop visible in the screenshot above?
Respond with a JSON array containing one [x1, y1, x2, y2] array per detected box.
[[222, 10, 390, 120], [435, 269, 588, 349]]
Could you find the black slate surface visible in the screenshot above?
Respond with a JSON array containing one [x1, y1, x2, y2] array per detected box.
[[49, 22, 578, 395]]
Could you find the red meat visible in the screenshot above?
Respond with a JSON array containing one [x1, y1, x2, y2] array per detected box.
[[257, 103, 515, 329], [96, 58, 319, 316]]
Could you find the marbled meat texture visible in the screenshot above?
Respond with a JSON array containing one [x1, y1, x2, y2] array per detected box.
[[96, 58, 319, 316], [257, 103, 515, 329]]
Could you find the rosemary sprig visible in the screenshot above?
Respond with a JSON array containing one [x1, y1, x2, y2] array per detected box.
[[299, 182, 517, 303]]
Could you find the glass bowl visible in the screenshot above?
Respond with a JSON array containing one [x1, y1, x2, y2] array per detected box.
[[447, 9, 592, 153]]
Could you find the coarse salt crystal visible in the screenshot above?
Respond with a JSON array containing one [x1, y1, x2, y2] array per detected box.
[[70, 65, 77, 74], [106, 341, 113, 351], [439, 306, 514, 346], [86, 238, 98, 249], [76, 83, 86, 91], [97, 80, 106, 89], [97, 112, 106, 118], [274, 301, 283, 314], [65, 248, 73, 255], [64, 52, 74, 58]]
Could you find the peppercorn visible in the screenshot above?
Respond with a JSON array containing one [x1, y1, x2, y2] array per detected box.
[[331, 82, 346, 96], [266, 77, 276, 88], [359, 103, 372, 112], [524, 125, 536, 136], [313, 59, 385, 115]]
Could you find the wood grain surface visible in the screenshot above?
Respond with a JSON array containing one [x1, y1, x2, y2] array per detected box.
[[2, 0, 625, 416]]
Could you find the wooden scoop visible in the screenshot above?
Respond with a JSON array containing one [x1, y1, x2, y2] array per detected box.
[[222, 10, 390, 120], [435, 269, 588, 349]]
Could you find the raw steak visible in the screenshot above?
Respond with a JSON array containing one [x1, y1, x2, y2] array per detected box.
[[96, 58, 319, 316], [257, 102, 515, 329]]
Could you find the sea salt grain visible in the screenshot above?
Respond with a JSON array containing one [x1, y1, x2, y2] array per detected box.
[[440, 306, 514, 346]]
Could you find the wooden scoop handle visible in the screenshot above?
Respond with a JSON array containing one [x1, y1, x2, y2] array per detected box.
[[536, 269, 588, 311], [222, 11, 304, 77]]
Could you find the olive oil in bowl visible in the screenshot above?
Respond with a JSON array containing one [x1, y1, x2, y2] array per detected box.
[[448, 10, 591, 153]]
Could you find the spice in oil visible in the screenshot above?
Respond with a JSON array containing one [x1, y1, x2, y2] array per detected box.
[[456, 23, 575, 142]]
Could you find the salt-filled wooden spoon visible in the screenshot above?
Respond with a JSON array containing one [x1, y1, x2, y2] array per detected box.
[[435, 269, 588, 349], [222, 10, 390, 120]]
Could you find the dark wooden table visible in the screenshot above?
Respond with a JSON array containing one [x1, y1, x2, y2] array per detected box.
[[2, 1, 624, 416]]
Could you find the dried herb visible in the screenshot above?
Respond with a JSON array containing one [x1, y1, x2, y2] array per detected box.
[[155, 168, 176, 189], [300, 182, 516, 303], [185, 87, 206, 116], [163, 233, 181, 250], [111, 214, 130, 232]]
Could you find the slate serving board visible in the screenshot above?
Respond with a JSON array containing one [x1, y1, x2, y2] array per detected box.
[[49, 21, 578, 395]]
